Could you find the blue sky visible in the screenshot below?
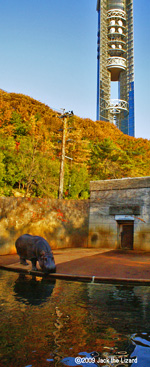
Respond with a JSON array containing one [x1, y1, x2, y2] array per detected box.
[[0, 0, 149, 139]]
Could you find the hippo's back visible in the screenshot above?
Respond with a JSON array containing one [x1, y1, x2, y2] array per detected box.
[[15, 234, 37, 259], [15, 234, 51, 259]]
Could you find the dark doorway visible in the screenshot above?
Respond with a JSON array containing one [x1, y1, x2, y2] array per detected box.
[[118, 221, 134, 250]]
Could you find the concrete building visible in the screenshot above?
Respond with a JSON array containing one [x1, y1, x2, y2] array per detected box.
[[96, 0, 134, 136], [89, 177, 150, 251]]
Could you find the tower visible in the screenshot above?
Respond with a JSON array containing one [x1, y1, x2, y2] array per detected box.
[[96, 0, 135, 136]]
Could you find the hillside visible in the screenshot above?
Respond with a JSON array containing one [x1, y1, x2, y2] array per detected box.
[[0, 89, 150, 198]]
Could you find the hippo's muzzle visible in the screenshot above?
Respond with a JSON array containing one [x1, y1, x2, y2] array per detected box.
[[38, 253, 56, 273]]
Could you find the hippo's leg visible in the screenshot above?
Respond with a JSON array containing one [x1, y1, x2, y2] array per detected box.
[[31, 258, 38, 271], [20, 257, 28, 266]]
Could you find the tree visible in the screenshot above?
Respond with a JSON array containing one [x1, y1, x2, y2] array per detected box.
[[66, 164, 89, 199], [89, 138, 135, 180]]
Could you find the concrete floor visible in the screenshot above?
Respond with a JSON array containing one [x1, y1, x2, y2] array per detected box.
[[1, 248, 150, 284]]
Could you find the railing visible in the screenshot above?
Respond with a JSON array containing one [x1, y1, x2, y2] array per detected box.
[[107, 56, 126, 70], [107, 9, 126, 21], [106, 99, 129, 115]]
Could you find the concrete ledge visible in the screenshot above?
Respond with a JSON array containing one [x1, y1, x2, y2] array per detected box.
[[1, 263, 150, 286]]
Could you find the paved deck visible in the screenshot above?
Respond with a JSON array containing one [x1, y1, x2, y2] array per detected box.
[[1, 248, 150, 284]]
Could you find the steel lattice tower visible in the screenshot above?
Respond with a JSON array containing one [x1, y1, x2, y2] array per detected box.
[[96, 0, 135, 136]]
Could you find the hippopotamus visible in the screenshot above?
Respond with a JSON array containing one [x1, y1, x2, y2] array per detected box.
[[15, 234, 56, 273]]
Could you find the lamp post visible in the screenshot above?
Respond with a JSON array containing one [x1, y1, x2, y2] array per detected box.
[[58, 110, 74, 199]]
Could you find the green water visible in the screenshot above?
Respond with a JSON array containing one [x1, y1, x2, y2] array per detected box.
[[0, 270, 150, 367]]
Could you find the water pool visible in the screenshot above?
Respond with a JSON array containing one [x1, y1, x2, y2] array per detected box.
[[1, 270, 150, 367]]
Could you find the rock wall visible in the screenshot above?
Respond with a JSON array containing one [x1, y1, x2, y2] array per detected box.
[[0, 198, 90, 255], [89, 177, 150, 251]]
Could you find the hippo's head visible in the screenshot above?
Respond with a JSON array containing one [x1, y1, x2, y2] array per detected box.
[[39, 251, 56, 273]]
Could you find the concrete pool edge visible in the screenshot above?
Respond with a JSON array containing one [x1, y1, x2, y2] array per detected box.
[[1, 264, 150, 286]]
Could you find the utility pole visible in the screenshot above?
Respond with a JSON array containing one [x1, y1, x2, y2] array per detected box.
[[58, 110, 74, 199]]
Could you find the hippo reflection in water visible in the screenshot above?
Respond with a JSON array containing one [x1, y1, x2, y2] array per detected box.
[[14, 274, 56, 305], [15, 234, 56, 273]]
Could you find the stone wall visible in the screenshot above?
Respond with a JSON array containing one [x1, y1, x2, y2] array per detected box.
[[89, 177, 150, 251], [1, 177, 150, 255], [0, 198, 90, 255]]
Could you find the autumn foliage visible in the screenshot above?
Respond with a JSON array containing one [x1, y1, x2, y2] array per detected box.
[[0, 89, 150, 198]]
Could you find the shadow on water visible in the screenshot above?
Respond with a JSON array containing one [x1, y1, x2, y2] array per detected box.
[[13, 274, 56, 305], [87, 283, 150, 334]]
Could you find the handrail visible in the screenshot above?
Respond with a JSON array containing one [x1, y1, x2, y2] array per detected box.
[[106, 99, 129, 114]]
